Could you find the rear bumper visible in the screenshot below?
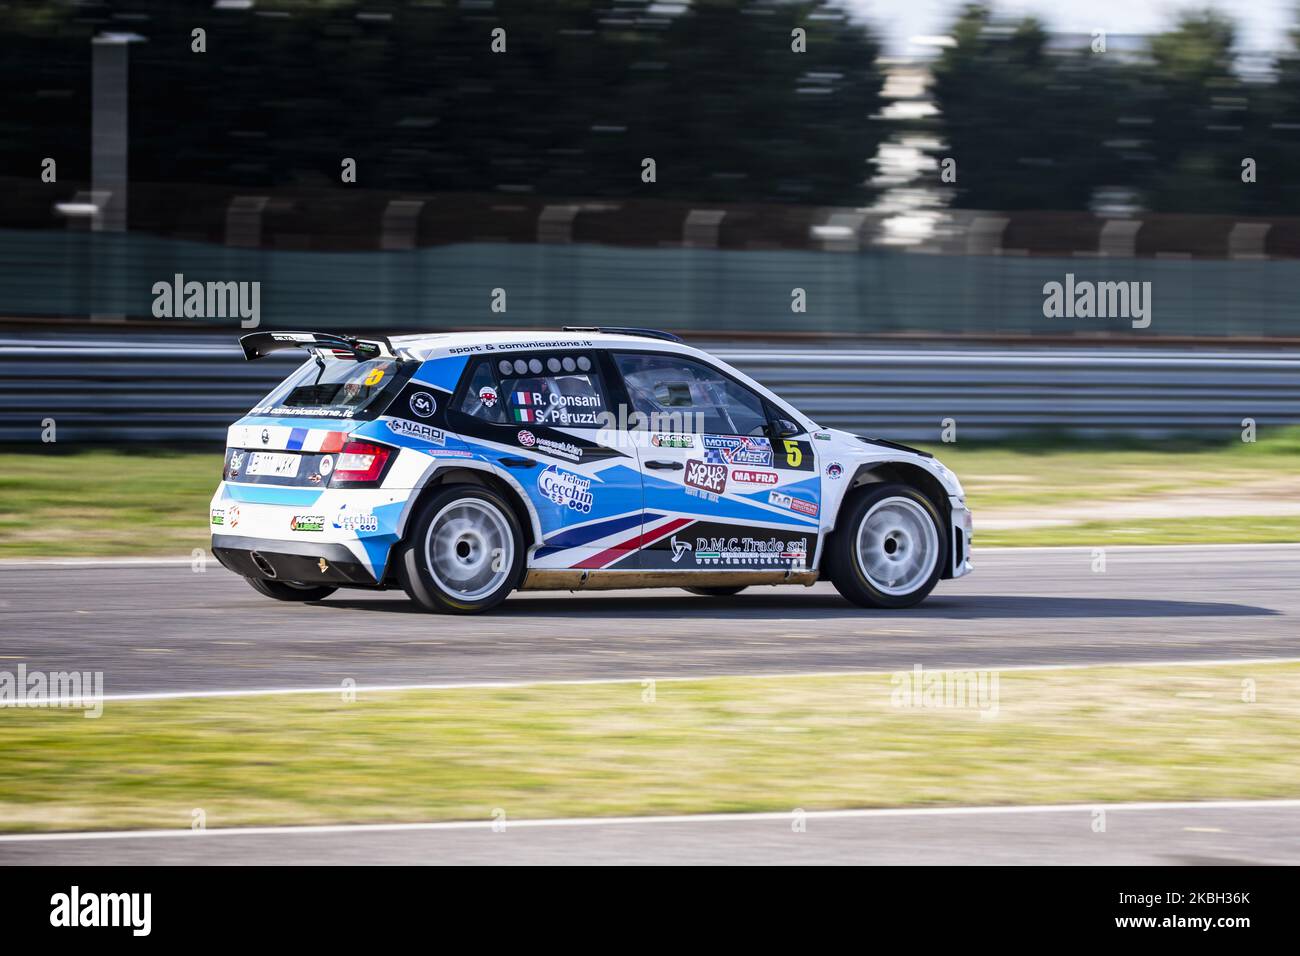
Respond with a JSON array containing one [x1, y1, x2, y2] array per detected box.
[[211, 534, 379, 586]]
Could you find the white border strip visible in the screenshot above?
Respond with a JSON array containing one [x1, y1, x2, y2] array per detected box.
[[4, 798, 1300, 844], [7, 656, 1299, 706]]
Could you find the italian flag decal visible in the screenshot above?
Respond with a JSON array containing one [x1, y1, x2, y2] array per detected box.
[[513, 408, 539, 422]]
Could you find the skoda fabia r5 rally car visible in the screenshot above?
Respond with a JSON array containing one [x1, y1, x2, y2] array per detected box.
[[210, 328, 973, 613]]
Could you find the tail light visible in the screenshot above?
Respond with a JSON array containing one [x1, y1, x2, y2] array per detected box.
[[332, 440, 392, 484]]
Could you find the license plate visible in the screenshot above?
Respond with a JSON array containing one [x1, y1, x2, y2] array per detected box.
[[247, 452, 301, 477]]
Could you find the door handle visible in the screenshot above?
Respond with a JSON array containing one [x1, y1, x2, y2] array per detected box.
[[499, 457, 536, 468], [645, 460, 684, 470]]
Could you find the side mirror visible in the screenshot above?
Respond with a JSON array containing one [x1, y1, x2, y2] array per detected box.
[[768, 418, 802, 440]]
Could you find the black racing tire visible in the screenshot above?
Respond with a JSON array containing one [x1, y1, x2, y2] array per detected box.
[[829, 483, 947, 609], [396, 485, 525, 614], [682, 586, 749, 597], [244, 576, 338, 602]]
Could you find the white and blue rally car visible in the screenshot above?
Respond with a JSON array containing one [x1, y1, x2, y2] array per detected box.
[[210, 328, 973, 612]]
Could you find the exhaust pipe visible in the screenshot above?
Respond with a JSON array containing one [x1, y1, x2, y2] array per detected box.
[[249, 551, 277, 578]]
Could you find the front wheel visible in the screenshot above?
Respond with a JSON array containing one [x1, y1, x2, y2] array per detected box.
[[682, 586, 748, 597], [244, 576, 338, 602], [397, 485, 525, 614], [829, 484, 946, 609]]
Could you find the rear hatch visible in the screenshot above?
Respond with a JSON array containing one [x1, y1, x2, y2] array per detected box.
[[225, 334, 415, 488]]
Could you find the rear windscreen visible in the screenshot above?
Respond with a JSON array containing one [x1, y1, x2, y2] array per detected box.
[[249, 354, 411, 420]]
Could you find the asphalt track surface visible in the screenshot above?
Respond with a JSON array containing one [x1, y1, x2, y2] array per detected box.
[[3, 802, 1298, 865], [3, 544, 1299, 865], [1, 545, 1297, 696]]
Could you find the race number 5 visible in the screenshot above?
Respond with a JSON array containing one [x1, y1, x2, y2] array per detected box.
[[783, 439, 802, 468]]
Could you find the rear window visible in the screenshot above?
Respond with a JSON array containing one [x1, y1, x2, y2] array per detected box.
[[250, 355, 410, 420]]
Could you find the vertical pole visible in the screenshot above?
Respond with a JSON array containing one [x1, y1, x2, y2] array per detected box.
[[91, 34, 132, 320]]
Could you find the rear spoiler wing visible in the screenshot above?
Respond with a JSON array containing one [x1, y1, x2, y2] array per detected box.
[[240, 331, 395, 362]]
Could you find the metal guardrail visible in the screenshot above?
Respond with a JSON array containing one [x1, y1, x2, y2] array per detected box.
[[2, 336, 1298, 443]]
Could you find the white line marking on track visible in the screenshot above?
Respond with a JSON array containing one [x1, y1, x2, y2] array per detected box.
[[4, 798, 1299, 843], [5, 656, 1298, 707]]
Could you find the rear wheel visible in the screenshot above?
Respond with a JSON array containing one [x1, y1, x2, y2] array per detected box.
[[397, 485, 524, 613], [244, 576, 338, 602], [830, 483, 946, 609], [682, 585, 749, 597]]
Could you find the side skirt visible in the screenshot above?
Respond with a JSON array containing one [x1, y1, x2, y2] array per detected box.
[[520, 569, 820, 591]]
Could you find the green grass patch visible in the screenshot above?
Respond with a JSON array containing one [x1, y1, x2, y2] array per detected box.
[[973, 515, 1300, 547], [913, 427, 1300, 512], [0, 446, 220, 557], [0, 663, 1296, 833]]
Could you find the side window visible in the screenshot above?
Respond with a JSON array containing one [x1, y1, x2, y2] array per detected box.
[[613, 352, 769, 436], [457, 360, 507, 423], [460, 353, 609, 429]]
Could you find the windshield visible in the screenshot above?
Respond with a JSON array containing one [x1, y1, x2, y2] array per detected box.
[[249, 354, 409, 420]]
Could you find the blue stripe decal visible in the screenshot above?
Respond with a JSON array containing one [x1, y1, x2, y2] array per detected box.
[[287, 427, 308, 450], [224, 485, 324, 506], [411, 356, 469, 393], [356, 500, 405, 580], [533, 512, 655, 560], [642, 472, 809, 525]]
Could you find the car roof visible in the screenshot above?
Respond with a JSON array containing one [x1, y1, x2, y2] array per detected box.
[[386, 329, 817, 432], [389, 329, 691, 361]]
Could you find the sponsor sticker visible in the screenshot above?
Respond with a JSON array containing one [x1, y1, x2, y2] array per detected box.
[[814, 432, 832, 441], [479, 386, 498, 408], [409, 391, 436, 418], [210, 508, 224, 526], [226, 504, 240, 528], [731, 468, 778, 486], [702, 434, 773, 467], [261, 429, 270, 445], [290, 514, 325, 532], [690, 535, 809, 567], [363, 368, 385, 387], [388, 419, 445, 445], [790, 497, 819, 517], [228, 450, 245, 477], [651, 433, 694, 449], [537, 465, 594, 514], [333, 507, 379, 533], [768, 490, 819, 517], [319, 455, 334, 476], [684, 458, 727, 500], [516, 430, 581, 462], [826, 462, 844, 479], [250, 405, 357, 419]]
